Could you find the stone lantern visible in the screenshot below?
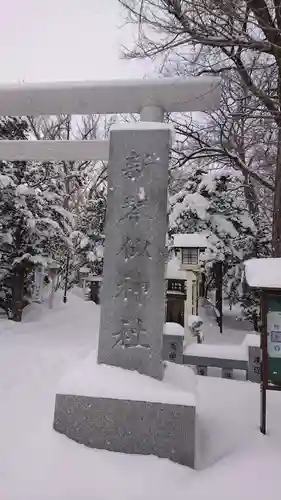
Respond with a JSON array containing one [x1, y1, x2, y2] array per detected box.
[[172, 234, 208, 341], [48, 260, 60, 309], [87, 274, 103, 304], [79, 266, 90, 296]]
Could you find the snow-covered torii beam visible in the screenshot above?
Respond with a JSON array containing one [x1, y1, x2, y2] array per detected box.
[[0, 140, 109, 161], [0, 76, 220, 117], [0, 77, 220, 161]]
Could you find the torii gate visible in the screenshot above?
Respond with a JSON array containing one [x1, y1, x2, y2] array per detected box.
[[0, 77, 219, 161]]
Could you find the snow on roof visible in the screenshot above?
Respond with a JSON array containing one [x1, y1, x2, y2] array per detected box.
[[87, 275, 103, 282], [173, 233, 208, 248], [165, 257, 186, 279], [111, 122, 174, 144], [244, 258, 281, 289]]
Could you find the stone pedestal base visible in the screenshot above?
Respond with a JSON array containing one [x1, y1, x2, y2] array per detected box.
[[54, 393, 195, 468], [53, 355, 196, 468]]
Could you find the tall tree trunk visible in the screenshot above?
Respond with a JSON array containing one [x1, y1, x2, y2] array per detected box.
[[9, 268, 25, 322], [10, 212, 26, 321], [273, 122, 281, 256], [237, 84, 259, 218], [214, 261, 223, 334], [272, 68, 281, 256], [244, 175, 259, 217]]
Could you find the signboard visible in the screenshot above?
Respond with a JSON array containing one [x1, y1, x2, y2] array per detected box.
[[267, 297, 281, 358], [260, 291, 281, 435], [267, 295, 281, 386]]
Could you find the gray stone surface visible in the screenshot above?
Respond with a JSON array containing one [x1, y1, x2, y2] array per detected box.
[[222, 367, 233, 379], [162, 334, 183, 364], [54, 393, 196, 468], [98, 128, 170, 380], [196, 365, 207, 376], [183, 354, 248, 371], [248, 345, 261, 383]]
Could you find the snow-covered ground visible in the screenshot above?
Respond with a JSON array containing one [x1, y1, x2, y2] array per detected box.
[[1, 292, 281, 500], [200, 297, 253, 345]]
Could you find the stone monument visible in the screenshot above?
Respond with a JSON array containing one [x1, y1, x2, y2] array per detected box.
[[54, 122, 197, 467], [97, 125, 170, 380]]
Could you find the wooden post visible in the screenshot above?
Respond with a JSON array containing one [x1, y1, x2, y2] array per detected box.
[[63, 253, 70, 304], [260, 291, 268, 434], [214, 261, 223, 334]]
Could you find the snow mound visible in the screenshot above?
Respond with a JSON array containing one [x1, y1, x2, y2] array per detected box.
[[243, 333, 260, 348], [19, 290, 99, 329], [188, 315, 203, 328], [164, 322, 185, 336], [58, 351, 196, 407]]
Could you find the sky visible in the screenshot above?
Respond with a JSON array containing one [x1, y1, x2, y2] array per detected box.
[[0, 0, 151, 83]]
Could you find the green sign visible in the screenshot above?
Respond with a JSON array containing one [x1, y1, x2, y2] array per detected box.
[[267, 295, 281, 385]]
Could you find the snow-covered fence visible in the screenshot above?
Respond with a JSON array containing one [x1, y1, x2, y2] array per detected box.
[[183, 334, 260, 381], [183, 344, 248, 379], [162, 323, 260, 381]]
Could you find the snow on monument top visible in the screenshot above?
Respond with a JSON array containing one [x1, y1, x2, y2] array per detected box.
[[111, 122, 173, 131], [245, 258, 281, 289], [0, 76, 220, 116], [111, 122, 175, 144]]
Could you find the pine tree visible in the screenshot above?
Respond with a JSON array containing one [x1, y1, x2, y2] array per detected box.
[[0, 117, 73, 321], [81, 194, 105, 275], [169, 164, 258, 320], [72, 189, 106, 277]]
